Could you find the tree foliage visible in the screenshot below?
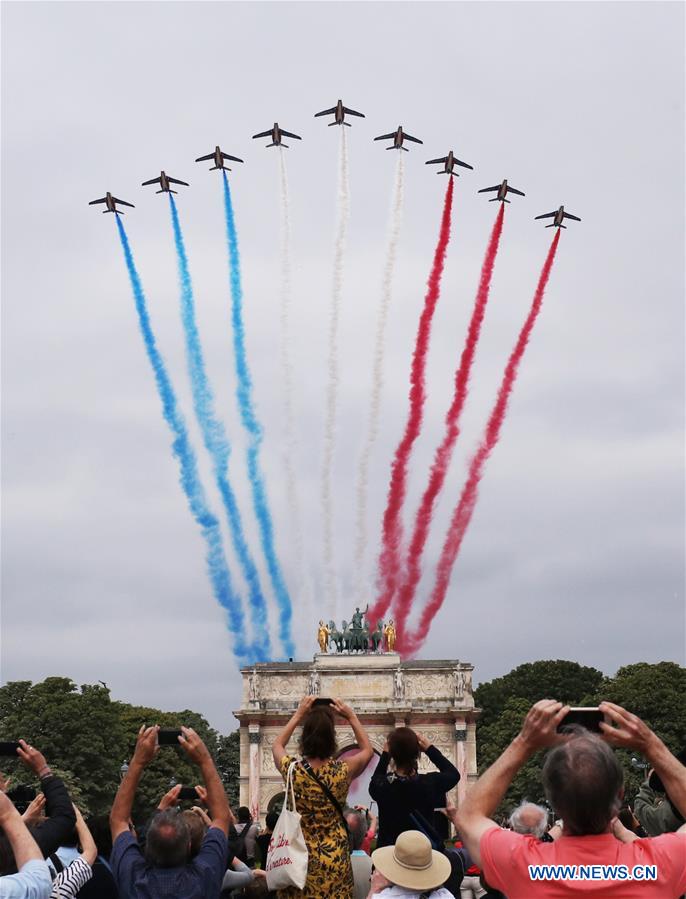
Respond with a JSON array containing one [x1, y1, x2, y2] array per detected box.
[[474, 659, 685, 817], [475, 660, 604, 730], [0, 678, 241, 821], [590, 662, 686, 800], [215, 731, 241, 809]]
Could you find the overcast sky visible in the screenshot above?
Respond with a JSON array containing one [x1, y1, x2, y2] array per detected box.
[[2, 1, 684, 733]]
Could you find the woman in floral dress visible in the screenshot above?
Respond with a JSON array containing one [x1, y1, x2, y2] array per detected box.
[[272, 695, 373, 899]]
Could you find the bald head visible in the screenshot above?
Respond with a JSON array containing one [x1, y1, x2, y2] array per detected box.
[[509, 802, 549, 838]]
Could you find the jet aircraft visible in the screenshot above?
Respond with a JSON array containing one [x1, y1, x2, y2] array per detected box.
[[88, 192, 135, 215], [534, 206, 581, 228], [314, 99, 365, 126], [141, 171, 189, 194], [195, 146, 244, 171], [425, 151, 473, 177], [252, 123, 302, 148], [374, 126, 423, 151], [478, 179, 525, 203]]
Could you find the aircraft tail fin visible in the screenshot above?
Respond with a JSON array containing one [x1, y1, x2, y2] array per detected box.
[[328, 122, 337, 127], [156, 189, 165, 194], [503, 198, 511, 203], [281, 143, 289, 149], [401, 146, 409, 151], [266, 142, 276, 148], [343, 122, 351, 127], [488, 197, 499, 202]]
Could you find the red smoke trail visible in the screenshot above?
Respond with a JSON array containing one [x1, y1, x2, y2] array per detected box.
[[369, 177, 455, 626], [401, 229, 561, 656], [394, 204, 505, 647]]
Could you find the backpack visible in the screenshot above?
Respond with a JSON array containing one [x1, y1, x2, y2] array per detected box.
[[227, 823, 250, 864]]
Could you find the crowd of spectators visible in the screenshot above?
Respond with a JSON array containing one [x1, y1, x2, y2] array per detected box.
[[1, 697, 685, 899]]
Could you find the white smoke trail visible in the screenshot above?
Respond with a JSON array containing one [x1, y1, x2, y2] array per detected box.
[[278, 149, 306, 624], [353, 153, 405, 604], [322, 127, 350, 620]]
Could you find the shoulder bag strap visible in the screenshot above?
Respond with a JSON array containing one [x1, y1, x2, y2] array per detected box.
[[300, 759, 351, 842], [285, 760, 298, 812]]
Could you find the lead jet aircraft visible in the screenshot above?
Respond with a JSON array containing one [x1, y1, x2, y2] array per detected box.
[[534, 205, 581, 228], [141, 171, 189, 194], [478, 179, 525, 203], [426, 150, 473, 177], [374, 126, 423, 151], [252, 123, 302, 148], [195, 146, 244, 171], [314, 99, 365, 126], [88, 192, 135, 215]]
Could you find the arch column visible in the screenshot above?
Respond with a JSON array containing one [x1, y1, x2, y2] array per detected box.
[[248, 724, 261, 820]]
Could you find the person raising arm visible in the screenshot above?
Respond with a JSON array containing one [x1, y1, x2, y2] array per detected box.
[[0, 790, 52, 899]]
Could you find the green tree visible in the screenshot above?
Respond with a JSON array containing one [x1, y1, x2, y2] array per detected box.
[[0, 677, 227, 821], [215, 730, 240, 809], [473, 659, 686, 816], [0, 677, 127, 816], [590, 662, 686, 802], [474, 660, 605, 816], [475, 660, 604, 730]]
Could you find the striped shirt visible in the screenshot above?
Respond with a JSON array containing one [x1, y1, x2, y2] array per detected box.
[[50, 858, 92, 899]]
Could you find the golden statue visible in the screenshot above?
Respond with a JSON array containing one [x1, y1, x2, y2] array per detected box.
[[383, 619, 397, 653], [317, 620, 331, 654]]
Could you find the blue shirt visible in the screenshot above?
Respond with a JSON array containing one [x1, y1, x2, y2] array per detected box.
[[0, 859, 52, 899], [110, 827, 227, 899]]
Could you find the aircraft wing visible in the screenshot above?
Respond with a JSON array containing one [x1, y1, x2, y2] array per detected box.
[[343, 107, 365, 117], [252, 130, 272, 139], [280, 130, 302, 140], [222, 153, 244, 163], [167, 177, 189, 186], [508, 186, 525, 196], [454, 158, 474, 170], [563, 211, 581, 221], [478, 185, 499, 193], [374, 133, 397, 141], [404, 133, 423, 144], [113, 198, 135, 208], [195, 153, 215, 162], [88, 197, 107, 205], [314, 107, 337, 117], [142, 177, 162, 186], [425, 157, 448, 165], [534, 212, 556, 219]]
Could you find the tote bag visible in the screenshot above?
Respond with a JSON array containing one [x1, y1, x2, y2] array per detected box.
[[266, 760, 309, 890]]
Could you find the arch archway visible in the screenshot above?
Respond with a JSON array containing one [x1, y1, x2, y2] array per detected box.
[[336, 744, 381, 808], [267, 790, 285, 815]]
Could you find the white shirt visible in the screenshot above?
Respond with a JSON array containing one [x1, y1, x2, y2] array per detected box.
[[369, 887, 455, 899], [0, 860, 52, 899]]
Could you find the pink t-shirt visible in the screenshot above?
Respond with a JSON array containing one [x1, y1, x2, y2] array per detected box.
[[480, 826, 686, 898]]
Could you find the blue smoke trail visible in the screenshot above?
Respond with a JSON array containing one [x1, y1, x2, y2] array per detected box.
[[222, 172, 294, 659], [167, 195, 272, 658], [115, 216, 255, 664]]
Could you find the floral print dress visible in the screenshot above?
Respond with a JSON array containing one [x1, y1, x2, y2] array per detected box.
[[277, 754, 353, 899]]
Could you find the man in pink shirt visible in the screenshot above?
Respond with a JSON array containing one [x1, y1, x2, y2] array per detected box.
[[450, 699, 686, 897]]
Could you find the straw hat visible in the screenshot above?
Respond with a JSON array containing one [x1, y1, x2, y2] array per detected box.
[[371, 831, 452, 891]]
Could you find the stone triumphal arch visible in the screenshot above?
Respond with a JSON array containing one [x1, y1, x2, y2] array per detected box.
[[234, 650, 479, 822]]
